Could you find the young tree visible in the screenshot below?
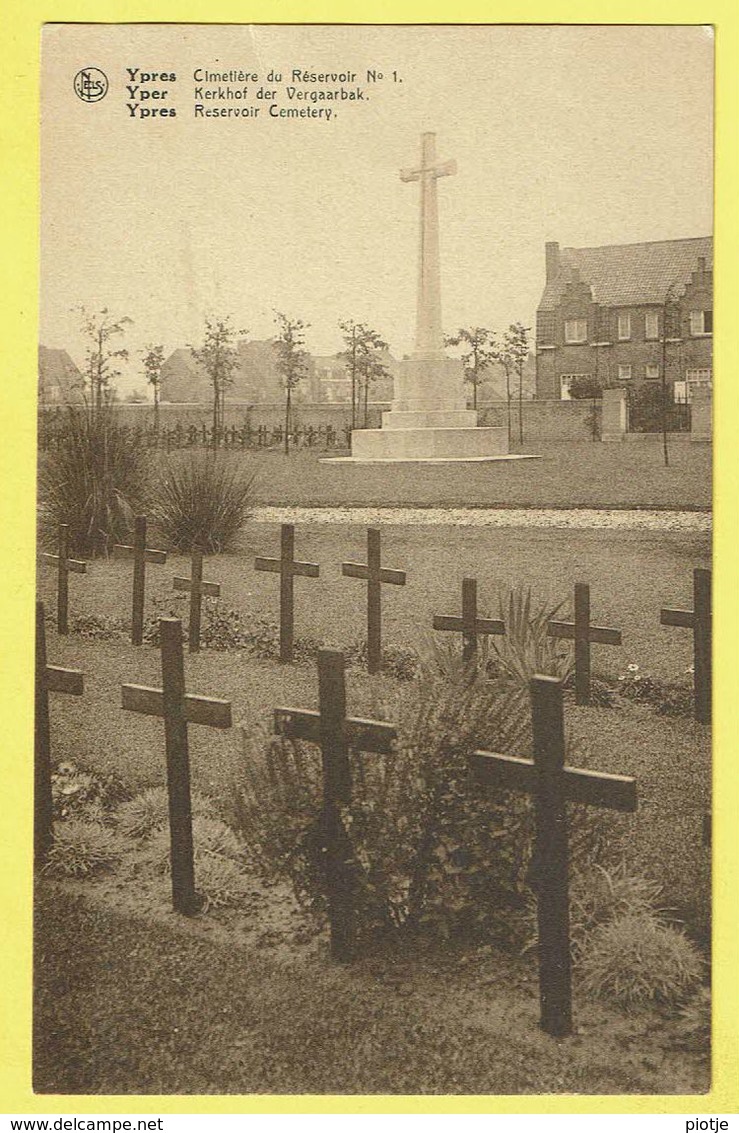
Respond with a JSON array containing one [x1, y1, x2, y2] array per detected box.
[[356, 327, 390, 427], [339, 321, 390, 428], [445, 326, 497, 410], [660, 284, 681, 468], [191, 317, 244, 447], [274, 311, 310, 454], [142, 344, 165, 434], [491, 337, 515, 448], [339, 319, 362, 429], [506, 322, 531, 444], [75, 307, 132, 419]]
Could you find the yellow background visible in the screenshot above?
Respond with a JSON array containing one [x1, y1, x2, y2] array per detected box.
[[1, 0, 737, 1115]]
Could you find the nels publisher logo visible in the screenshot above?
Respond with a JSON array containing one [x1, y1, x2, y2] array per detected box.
[[73, 67, 109, 103]]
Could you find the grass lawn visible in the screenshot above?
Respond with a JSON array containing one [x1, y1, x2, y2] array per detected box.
[[34, 887, 709, 1095], [232, 441, 712, 510], [34, 522, 712, 1095], [38, 522, 711, 682]]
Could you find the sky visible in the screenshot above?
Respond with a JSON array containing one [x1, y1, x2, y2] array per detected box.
[[40, 23, 714, 394]]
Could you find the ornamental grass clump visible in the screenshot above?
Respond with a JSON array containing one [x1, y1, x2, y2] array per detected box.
[[488, 586, 574, 688], [115, 786, 214, 840], [150, 451, 259, 552], [580, 912, 704, 1008], [38, 406, 148, 556], [43, 820, 127, 878]]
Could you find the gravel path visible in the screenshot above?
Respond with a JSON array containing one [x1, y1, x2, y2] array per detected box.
[[252, 506, 711, 532]]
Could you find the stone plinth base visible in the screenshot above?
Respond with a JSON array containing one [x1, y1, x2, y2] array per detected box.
[[350, 425, 508, 461], [382, 409, 478, 429]]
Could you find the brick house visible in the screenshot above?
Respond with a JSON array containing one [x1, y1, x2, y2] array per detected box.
[[535, 236, 713, 402]]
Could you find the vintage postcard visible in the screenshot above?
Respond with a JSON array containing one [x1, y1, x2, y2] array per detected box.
[[3, 9, 738, 1116]]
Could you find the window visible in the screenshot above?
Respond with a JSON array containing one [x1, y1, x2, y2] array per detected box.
[[645, 312, 659, 340], [690, 310, 713, 336], [645, 364, 660, 380], [618, 364, 632, 382], [559, 373, 591, 400], [617, 314, 631, 340], [564, 319, 587, 344]]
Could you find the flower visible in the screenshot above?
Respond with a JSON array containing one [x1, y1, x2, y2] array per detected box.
[[685, 665, 695, 675], [627, 663, 640, 674]]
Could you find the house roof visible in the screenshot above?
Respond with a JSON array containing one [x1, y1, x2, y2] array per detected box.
[[538, 236, 713, 311]]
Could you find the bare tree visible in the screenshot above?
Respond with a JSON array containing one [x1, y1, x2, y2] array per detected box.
[[445, 326, 497, 410], [274, 311, 310, 454], [75, 307, 132, 420]]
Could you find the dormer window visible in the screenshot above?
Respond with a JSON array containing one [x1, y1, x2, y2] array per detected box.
[[564, 319, 587, 344], [689, 310, 713, 336], [617, 314, 631, 341]]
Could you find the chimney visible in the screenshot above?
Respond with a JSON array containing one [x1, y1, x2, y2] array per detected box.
[[545, 241, 560, 283]]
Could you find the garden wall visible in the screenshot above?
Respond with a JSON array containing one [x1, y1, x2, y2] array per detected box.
[[40, 398, 600, 442], [478, 399, 599, 441]]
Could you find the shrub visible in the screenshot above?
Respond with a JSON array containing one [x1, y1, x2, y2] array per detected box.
[[150, 451, 259, 552], [580, 912, 704, 1008], [115, 787, 215, 840], [52, 761, 130, 823], [38, 406, 149, 556], [231, 666, 614, 948], [617, 663, 695, 718], [44, 820, 126, 878], [144, 597, 323, 659], [69, 613, 129, 642], [347, 639, 419, 681]]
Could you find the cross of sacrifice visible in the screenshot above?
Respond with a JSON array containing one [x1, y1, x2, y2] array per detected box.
[[547, 583, 622, 705], [400, 132, 457, 355], [255, 524, 320, 664], [341, 528, 406, 674], [35, 600, 84, 867], [122, 618, 232, 914], [274, 650, 397, 961], [114, 515, 167, 646], [433, 577, 505, 663], [471, 675, 637, 1037], [660, 567, 712, 724], [173, 546, 221, 654], [40, 523, 86, 635]]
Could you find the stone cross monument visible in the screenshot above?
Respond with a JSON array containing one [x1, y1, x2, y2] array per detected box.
[[350, 131, 508, 461], [402, 131, 456, 358]]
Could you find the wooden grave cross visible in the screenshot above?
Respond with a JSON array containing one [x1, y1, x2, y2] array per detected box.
[[40, 523, 87, 635], [35, 600, 84, 866], [470, 674, 637, 1037], [660, 567, 712, 724], [114, 515, 167, 646], [255, 523, 320, 663], [274, 649, 397, 960], [122, 618, 232, 914], [173, 546, 221, 653], [433, 577, 505, 662], [341, 528, 406, 674], [547, 582, 622, 705]]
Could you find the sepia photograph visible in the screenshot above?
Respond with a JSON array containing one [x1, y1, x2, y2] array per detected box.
[[33, 22, 713, 1097]]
